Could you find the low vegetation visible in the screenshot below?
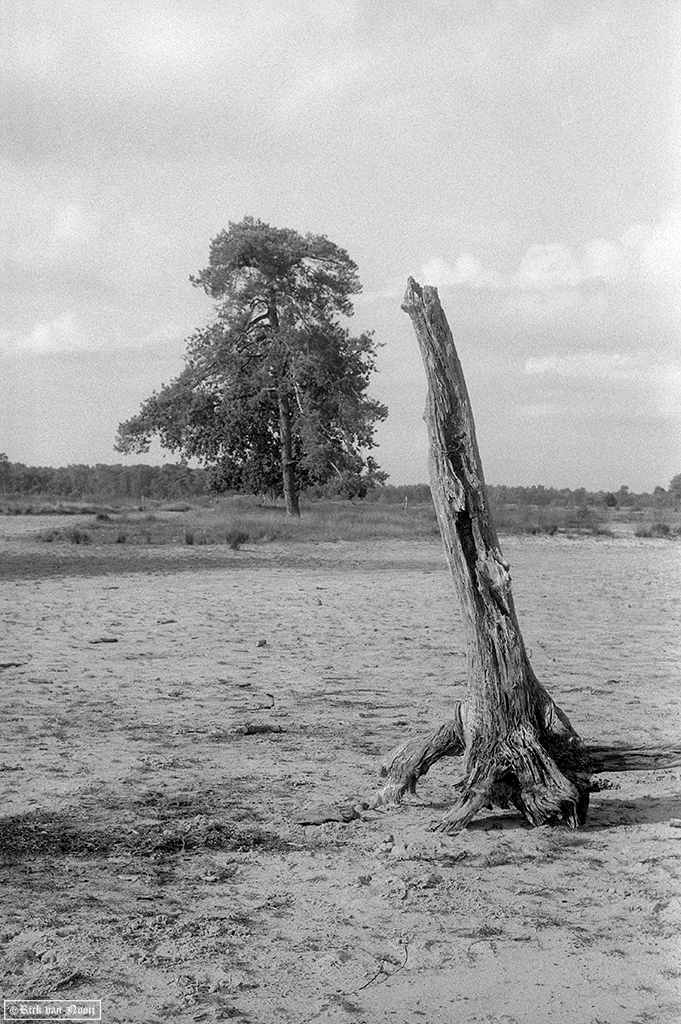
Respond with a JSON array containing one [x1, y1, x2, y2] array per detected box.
[[37, 526, 92, 545], [634, 522, 681, 539], [2, 458, 680, 545], [30, 499, 442, 547], [11, 494, 680, 549]]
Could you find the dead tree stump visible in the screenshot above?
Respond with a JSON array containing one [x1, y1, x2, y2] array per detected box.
[[376, 279, 595, 831], [372, 279, 681, 830], [374, 279, 681, 830]]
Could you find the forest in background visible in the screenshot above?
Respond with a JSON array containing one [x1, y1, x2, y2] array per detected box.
[[0, 456, 678, 513]]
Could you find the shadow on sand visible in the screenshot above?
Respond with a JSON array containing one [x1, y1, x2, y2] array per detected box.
[[419, 791, 681, 832]]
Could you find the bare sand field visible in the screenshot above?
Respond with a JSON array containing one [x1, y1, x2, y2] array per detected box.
[[1, 520, 680, 1023]]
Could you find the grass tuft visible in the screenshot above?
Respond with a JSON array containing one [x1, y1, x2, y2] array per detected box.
[[226, 530, 249, 550], [635, 522, 678, 539], [37, 526, 92, 544]]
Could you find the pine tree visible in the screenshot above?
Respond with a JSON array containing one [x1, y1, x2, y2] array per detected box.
[[116, 218, 387, 514]]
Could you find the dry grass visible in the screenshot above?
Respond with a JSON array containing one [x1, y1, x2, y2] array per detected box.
[[27, 497, 677, 548], [7, 493, 681, 546], [491, 504, 617, 537], [29, 498, 442, 548], [635, 522, 681, 539]]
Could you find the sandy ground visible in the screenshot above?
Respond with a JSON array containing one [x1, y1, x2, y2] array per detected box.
[[1, 520, 680, 1024]]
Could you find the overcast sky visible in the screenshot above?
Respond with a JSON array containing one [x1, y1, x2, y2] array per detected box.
[[1, 0, 679, 490]]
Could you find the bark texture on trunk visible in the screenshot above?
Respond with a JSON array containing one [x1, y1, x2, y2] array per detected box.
[[269, 297, 300, 519], [277, 387, 300, 518], [378, 279, 593, 831], [377, 708, 681, 800]]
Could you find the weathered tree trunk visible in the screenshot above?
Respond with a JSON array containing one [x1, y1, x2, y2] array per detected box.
[[277, 387, 300, 518], [377, 279, 593, 831], [377, 709, 681, 803]]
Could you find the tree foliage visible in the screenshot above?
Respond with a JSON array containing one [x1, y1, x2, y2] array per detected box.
[[115, 218, 388, 512]]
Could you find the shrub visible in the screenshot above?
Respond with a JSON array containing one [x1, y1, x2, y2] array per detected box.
[[65, 527, 91, 545], [184, 530, 195, 545], [635, 522, 673, 539], [491, 506, 561, 536], [226, 530, 249, 550]]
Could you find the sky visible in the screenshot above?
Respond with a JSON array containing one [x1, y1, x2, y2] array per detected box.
[[1, 0, 679, 491]]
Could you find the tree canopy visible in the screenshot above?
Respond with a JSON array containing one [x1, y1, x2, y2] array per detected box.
[[115, 218, 388, 513]]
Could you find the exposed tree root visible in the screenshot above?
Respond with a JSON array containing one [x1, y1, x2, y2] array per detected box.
[[372, 717, 680, 828], [373, 714, 591, 830], [372, 703, 466, 808]]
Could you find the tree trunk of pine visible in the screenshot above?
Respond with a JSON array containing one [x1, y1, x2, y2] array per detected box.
[[268, 297, 300, 519], [278, 387, 300, 518], [377, 279, 593, 832]]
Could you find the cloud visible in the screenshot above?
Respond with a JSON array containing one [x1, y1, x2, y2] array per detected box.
[[1, 0, 370, 164], [0, 159, 206, 319], [421, 254, 502, 290], [52, 203, 101, 243], [522, 350, 681, 424], [10, 313, 89, 353], [277, 52, 368, 121], [2, 305, 188, 355], [0, 171, 103, 271], [517, 402, 554, 419], [652, 364, 681, 422], [524, 352, 638, 380], [420, 210, 681, 296], [517, 244, 581, 289], [622, 209, 681, 294], [581, 238, 625, 282]]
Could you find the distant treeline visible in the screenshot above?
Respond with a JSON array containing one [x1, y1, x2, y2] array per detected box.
[[0, 457, 677, 510], [369, 482, 677, 510], [0, 460, 210, 501]]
